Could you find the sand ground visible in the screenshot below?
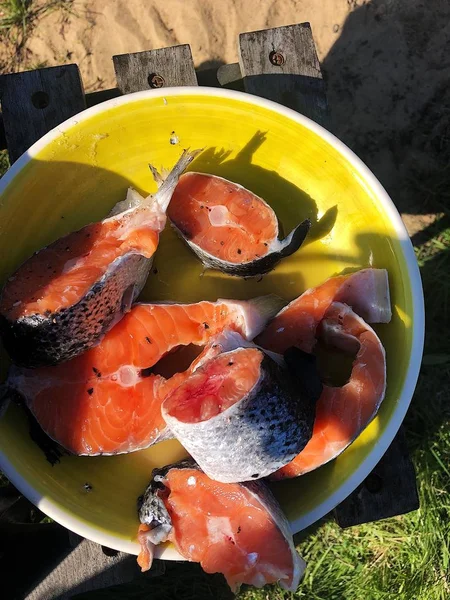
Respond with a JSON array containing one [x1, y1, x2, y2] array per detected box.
[[1, 0, 449, 232]]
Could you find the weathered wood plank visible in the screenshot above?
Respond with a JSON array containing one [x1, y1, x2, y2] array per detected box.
[[0, 65, 86, 163], [113, 45, 198, 94], [24, 535, 159, 600], [85, 87, 121, 108], [216, 62, 244, 90], [334, 428, 419, 527], [238, 23, 329, 126]]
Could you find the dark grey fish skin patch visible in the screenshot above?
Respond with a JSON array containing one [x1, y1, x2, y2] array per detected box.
[[163, 352, 317, 483], [0, 252, 151, 368], [172, 219, 311, 277]]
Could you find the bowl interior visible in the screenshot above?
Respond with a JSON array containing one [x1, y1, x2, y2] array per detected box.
[[0, 89, 419, 555]]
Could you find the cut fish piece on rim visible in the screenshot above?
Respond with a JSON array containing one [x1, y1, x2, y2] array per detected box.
[[137, 459, 306, 592]]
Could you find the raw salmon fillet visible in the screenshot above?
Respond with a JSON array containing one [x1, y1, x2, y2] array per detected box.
[[273, 302, 387, 479], [137, 460, 305, 592], [168, 172, 310, 277], [256, 268, 391, 478], [6, 297, 281, 455], [163, 340, 316, 482], [0, 149, 201, 367], [256, 268, 391, 353]]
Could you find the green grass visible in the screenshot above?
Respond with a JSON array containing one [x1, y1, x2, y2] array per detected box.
[[0, 151, 10, 177], [0, 0, 31, 42]]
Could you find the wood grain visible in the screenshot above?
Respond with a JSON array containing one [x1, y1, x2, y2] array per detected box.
[[113, 45, 198, 93], [24, 535, 163, 600], [238, 23, 329, 126], [0, 65, 86, 163], [334, 427, 419, 527]]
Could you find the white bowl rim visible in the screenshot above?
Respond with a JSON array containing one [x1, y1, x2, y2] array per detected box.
[[0, 86, 424, 558]]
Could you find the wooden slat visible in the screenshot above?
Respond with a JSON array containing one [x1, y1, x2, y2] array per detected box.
[[24, 535, 164, 600], [113, 45, 197, 94], [334, 428, 419, 527], [0, 65, 86, 163], [85, 87, 121, 108], [216, 63, 244, 89], [238, 23, 329, 126]]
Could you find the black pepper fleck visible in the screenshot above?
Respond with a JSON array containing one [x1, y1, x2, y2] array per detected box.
[[87, 388, 94, 395]]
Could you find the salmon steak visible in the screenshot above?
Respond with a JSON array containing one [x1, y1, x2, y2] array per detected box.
[[0, 149, 201, 368], [254, 267, 391, 479], [167, 172, 311, 277], [255, 268, 391, 354], [162, 336, 317, 483], [137, 459, 306, 592], [273, 302, 387, 479], [5, 297, 283, 456]]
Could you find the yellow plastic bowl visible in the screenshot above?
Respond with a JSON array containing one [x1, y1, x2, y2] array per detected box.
[[0, 88, 424, 557]]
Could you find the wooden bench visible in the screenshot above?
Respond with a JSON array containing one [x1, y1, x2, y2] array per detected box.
[[0, 23, 419, 599]]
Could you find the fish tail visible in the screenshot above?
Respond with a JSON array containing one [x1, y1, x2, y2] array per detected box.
[[148, 148, 203, 212]]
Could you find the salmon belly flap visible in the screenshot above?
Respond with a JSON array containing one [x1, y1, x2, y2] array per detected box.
[[256, 268, 391, 479]]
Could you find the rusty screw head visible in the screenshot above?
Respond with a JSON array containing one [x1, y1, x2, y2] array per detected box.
[[269, 51, 285, 66], [148, 73, 165, 88]]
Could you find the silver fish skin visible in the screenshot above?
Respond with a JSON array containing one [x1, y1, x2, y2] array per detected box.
[[0, 149, 202, 368], [162, 346, 316, 483], [137, 459, 306, 591], [172, 218, 311, 277]]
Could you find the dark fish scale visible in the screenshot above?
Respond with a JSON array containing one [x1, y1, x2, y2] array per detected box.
[[0, 149, 202, 368], [0, 253, 151, 367], [163, 351, 317, 483], [172, 219, 311, 277]]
